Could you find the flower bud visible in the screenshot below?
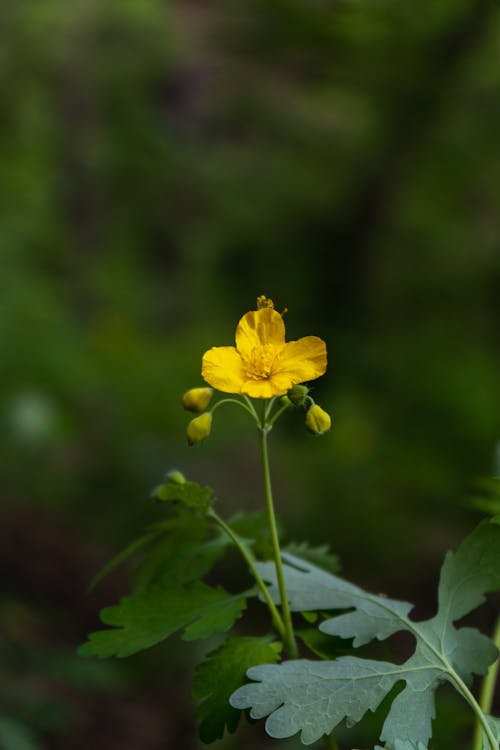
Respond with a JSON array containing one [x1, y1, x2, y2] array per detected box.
[[287, 384, 309, 406], [187, 412, 212, 446], [166, 469, 186, 485], [182, 387, 213, 413], [305, 404, 331, 435]]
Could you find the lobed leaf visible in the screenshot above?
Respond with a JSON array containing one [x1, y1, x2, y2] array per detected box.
[[231, 520, 500, 748], [192, 636, 282, 743], [257, 553, 414, 647], [79, 582, 249, 658], [231, 654, 441, 747]]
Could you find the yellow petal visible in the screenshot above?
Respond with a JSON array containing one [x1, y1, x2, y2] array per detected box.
[[201, 346, 246, 394], [273, 336, 327, 384], [240, 373, 292, 398], [235, 308, 285, 359]]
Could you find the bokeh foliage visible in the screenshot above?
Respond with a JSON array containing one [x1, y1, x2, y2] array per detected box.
[[1, 1, 499, 748]]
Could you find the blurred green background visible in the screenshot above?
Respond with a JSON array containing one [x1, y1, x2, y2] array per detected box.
[[1, 1, 499, 748]]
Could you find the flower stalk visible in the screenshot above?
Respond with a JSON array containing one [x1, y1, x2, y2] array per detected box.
[[258, 414, 298, 659], [207, 508, 286, 642]]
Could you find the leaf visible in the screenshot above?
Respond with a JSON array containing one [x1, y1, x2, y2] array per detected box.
[[132, 529, 229, 590], [257, 554, 414, 647], [227, 509, 271, 541], [283, 541, 340, 574], [227, 509, 276, 559], [296, 628, 350, 660], [79, 582, 249, 658], [152, 479, 215, 513], [467, 477, 500, 516], [88, 511, 216, 591], [231, 520, 500, 748], [483, 716, 500, 750], [192, 636, 282, 743], [88, 528, 164, 591]]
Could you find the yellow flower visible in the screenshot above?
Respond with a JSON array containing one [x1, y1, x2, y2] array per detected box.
[[201, 296, 327, 398]]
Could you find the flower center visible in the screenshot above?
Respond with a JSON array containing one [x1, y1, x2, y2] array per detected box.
[[244, 345, 277, 380]]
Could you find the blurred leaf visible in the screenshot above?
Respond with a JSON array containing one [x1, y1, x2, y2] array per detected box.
[[131, 512, 227, 590], [227, 509, 271, 542], [192, 636, 282, 743], [283, 540, 340, 574], [0, 717, 41, 750], [152, 479, 216, 514], [88, 528, 165, 591], [467, 477, 500, 516]]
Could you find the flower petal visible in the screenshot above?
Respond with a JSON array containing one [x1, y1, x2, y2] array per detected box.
[[235, 308, 285, 358], [273, 336, 327, 384], [240, 373, 292, 399], [201, 346, 246, 394]]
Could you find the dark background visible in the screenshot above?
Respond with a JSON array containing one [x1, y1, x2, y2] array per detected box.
[[1, 1, 499, 748]]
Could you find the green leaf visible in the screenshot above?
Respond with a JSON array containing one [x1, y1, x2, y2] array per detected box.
[[152, 479, 215, 513], [483, 716, 500, 750], [79, 582, 249, 658], [89, 511, 216, 591], [132, 529, 229, 590], [231, 520, 500, 748], [296, 628, 349, 660], [300, 611, 318, 624], [192, 636, 282, 743], [283, 541, 340, 574], [88, 528, 164, 590], [466, 477, 500, 516], [226, 509, 276, 559]]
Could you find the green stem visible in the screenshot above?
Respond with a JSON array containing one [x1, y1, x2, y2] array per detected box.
[[267, 401, 291, 428], [451, 669, 497, 750], [211, 397, 259, 424], [258, 423, 298, 658], [207, 509, 286, 642], [472, 615, 500, 750]]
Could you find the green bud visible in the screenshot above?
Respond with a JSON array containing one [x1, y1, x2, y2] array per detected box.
[[187, 412, 212, 446], [182, 387, 213, 413], [166, 469, 186, 485], [287, 384, 309, 406], [305, 404, 331, 435]]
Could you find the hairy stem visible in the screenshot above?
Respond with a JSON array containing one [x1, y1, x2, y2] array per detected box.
[[258, 423, 298, 658]]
